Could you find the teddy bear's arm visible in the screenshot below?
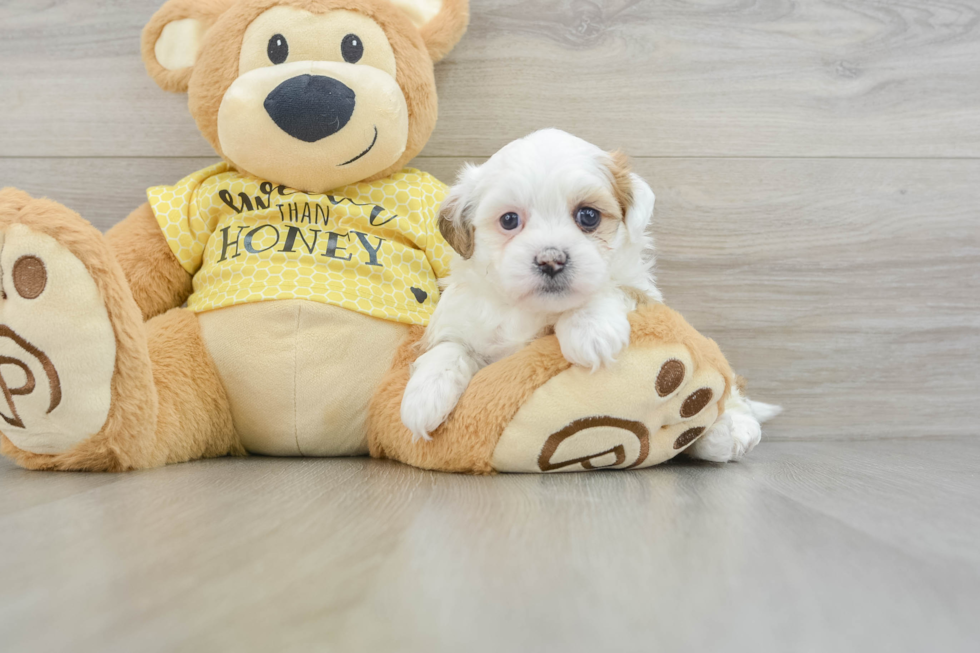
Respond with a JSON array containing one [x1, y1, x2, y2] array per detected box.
[[105, 203, 193, 321]]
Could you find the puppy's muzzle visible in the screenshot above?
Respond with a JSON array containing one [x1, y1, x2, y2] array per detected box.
[[535, 248, 568, 278], [264, 75, 356, 143]]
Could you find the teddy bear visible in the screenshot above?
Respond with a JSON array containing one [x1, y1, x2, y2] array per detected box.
[[0, 0, 747, 473]]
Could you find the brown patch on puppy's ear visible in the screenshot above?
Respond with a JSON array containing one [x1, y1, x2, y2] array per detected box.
[[606, 151, 656, 244], [438, 193, 475, 259], [141, 0, 236, 93], [387, 0, 470, 62], [437, 163, 479, 258], [606, 150, 635, 219]]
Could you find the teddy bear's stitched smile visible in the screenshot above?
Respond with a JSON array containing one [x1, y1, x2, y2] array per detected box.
[[339, 126, 379, 166]]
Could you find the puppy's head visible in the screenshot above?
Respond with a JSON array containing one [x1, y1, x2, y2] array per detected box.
[[439, 129, 658, 313]]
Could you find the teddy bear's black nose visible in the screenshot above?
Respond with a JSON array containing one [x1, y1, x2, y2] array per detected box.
[[264, 75, 356, 143]]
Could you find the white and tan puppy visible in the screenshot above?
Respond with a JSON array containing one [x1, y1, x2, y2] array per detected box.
[[401, 129, 776, 459], [401, 129, 656, 441]]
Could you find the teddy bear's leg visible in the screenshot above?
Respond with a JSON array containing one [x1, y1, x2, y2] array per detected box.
[[0, 189, 240, 471], [139, 308, 243, 467], [368, 303, 735, 473]]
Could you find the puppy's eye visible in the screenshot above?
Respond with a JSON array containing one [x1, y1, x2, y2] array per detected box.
[[575, 207, 602, 232], [268, 34, 289, 64], [499, 212, 521, 231], [342, 34, 364, 63]]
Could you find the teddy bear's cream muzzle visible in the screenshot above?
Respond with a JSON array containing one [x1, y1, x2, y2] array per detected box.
[[217, 60, 409, 194]]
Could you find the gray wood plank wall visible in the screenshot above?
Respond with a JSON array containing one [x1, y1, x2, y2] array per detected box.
[[1, 0, 978, 441]]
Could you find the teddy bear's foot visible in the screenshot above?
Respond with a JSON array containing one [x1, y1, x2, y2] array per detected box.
[[368, 302, 736, 474], [491, 325, 729, 473], [0, 189, 158, 470]]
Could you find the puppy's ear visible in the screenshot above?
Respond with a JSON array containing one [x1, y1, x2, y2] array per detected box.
[[387, 0, 470, 62], [438, 164, 479, 259], [141, 0, 235, 93], [607, 150, 655, 243], [624, 173, 656, 243]]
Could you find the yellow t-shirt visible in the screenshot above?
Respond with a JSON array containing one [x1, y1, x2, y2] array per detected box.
[[147, 163, 453, 326]]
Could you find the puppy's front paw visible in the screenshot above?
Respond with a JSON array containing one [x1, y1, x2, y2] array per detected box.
[[400, 347, 478, 442], [400, 373, 453, 442], [555, 309, 631, 372], [399, 380, 443, 443]]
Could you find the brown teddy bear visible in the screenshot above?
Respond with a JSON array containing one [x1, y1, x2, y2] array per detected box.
[[0, 0, 736, 473]]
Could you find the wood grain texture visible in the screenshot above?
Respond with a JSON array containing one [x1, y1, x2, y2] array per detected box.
[[2, 155, 976, 441], [1, 0, 979, 157], [0, 439, 978, 653]]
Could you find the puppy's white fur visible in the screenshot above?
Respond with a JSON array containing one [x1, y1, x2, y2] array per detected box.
[[687, 389, 781, 462], [401, 129, 776, 460]]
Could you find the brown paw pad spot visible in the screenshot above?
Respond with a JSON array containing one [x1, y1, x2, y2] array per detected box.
[[673, 426, 705, 450], [656, 359, 685, 397], [680, 387, 713, 418], [12, 255, 47, 300]]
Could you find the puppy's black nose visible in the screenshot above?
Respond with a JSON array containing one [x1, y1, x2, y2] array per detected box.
[[264, 75, 356, 143], [535, 248, 568, 278]]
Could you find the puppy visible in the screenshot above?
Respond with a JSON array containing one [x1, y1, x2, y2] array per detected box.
[[400, 129, 661, 442]]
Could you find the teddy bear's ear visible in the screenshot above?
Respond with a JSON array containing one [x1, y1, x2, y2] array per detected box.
[[141, 0, 236, 93], [387, 0, 469, 62]]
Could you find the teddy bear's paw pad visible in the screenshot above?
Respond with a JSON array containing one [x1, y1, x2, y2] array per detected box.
[[0, 224, 116, 455], [491, 344, 726, 473]]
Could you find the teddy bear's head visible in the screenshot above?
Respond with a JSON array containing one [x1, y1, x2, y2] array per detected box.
[[142, 0, 468, 193]]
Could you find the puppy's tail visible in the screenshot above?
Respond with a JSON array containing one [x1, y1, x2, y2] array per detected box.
[[746, 400, 782, 424]]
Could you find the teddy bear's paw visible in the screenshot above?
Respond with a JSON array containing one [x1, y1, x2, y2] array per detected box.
[[490, 342, 728, 473], [0, 191, 118, 456]]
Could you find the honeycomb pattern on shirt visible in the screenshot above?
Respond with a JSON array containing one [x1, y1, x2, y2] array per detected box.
[[146, 162, 453, 326]]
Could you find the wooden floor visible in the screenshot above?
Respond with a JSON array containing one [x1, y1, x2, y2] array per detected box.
[[1, 439, 978, 653], [1, 1, 979, 650]]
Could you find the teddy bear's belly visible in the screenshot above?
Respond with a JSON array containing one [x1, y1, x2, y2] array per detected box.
[[198, 300, 409, 456]]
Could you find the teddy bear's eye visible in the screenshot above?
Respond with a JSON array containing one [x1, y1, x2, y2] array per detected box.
[[342, 34, 364, 64], [268, 34, 289, 65]]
